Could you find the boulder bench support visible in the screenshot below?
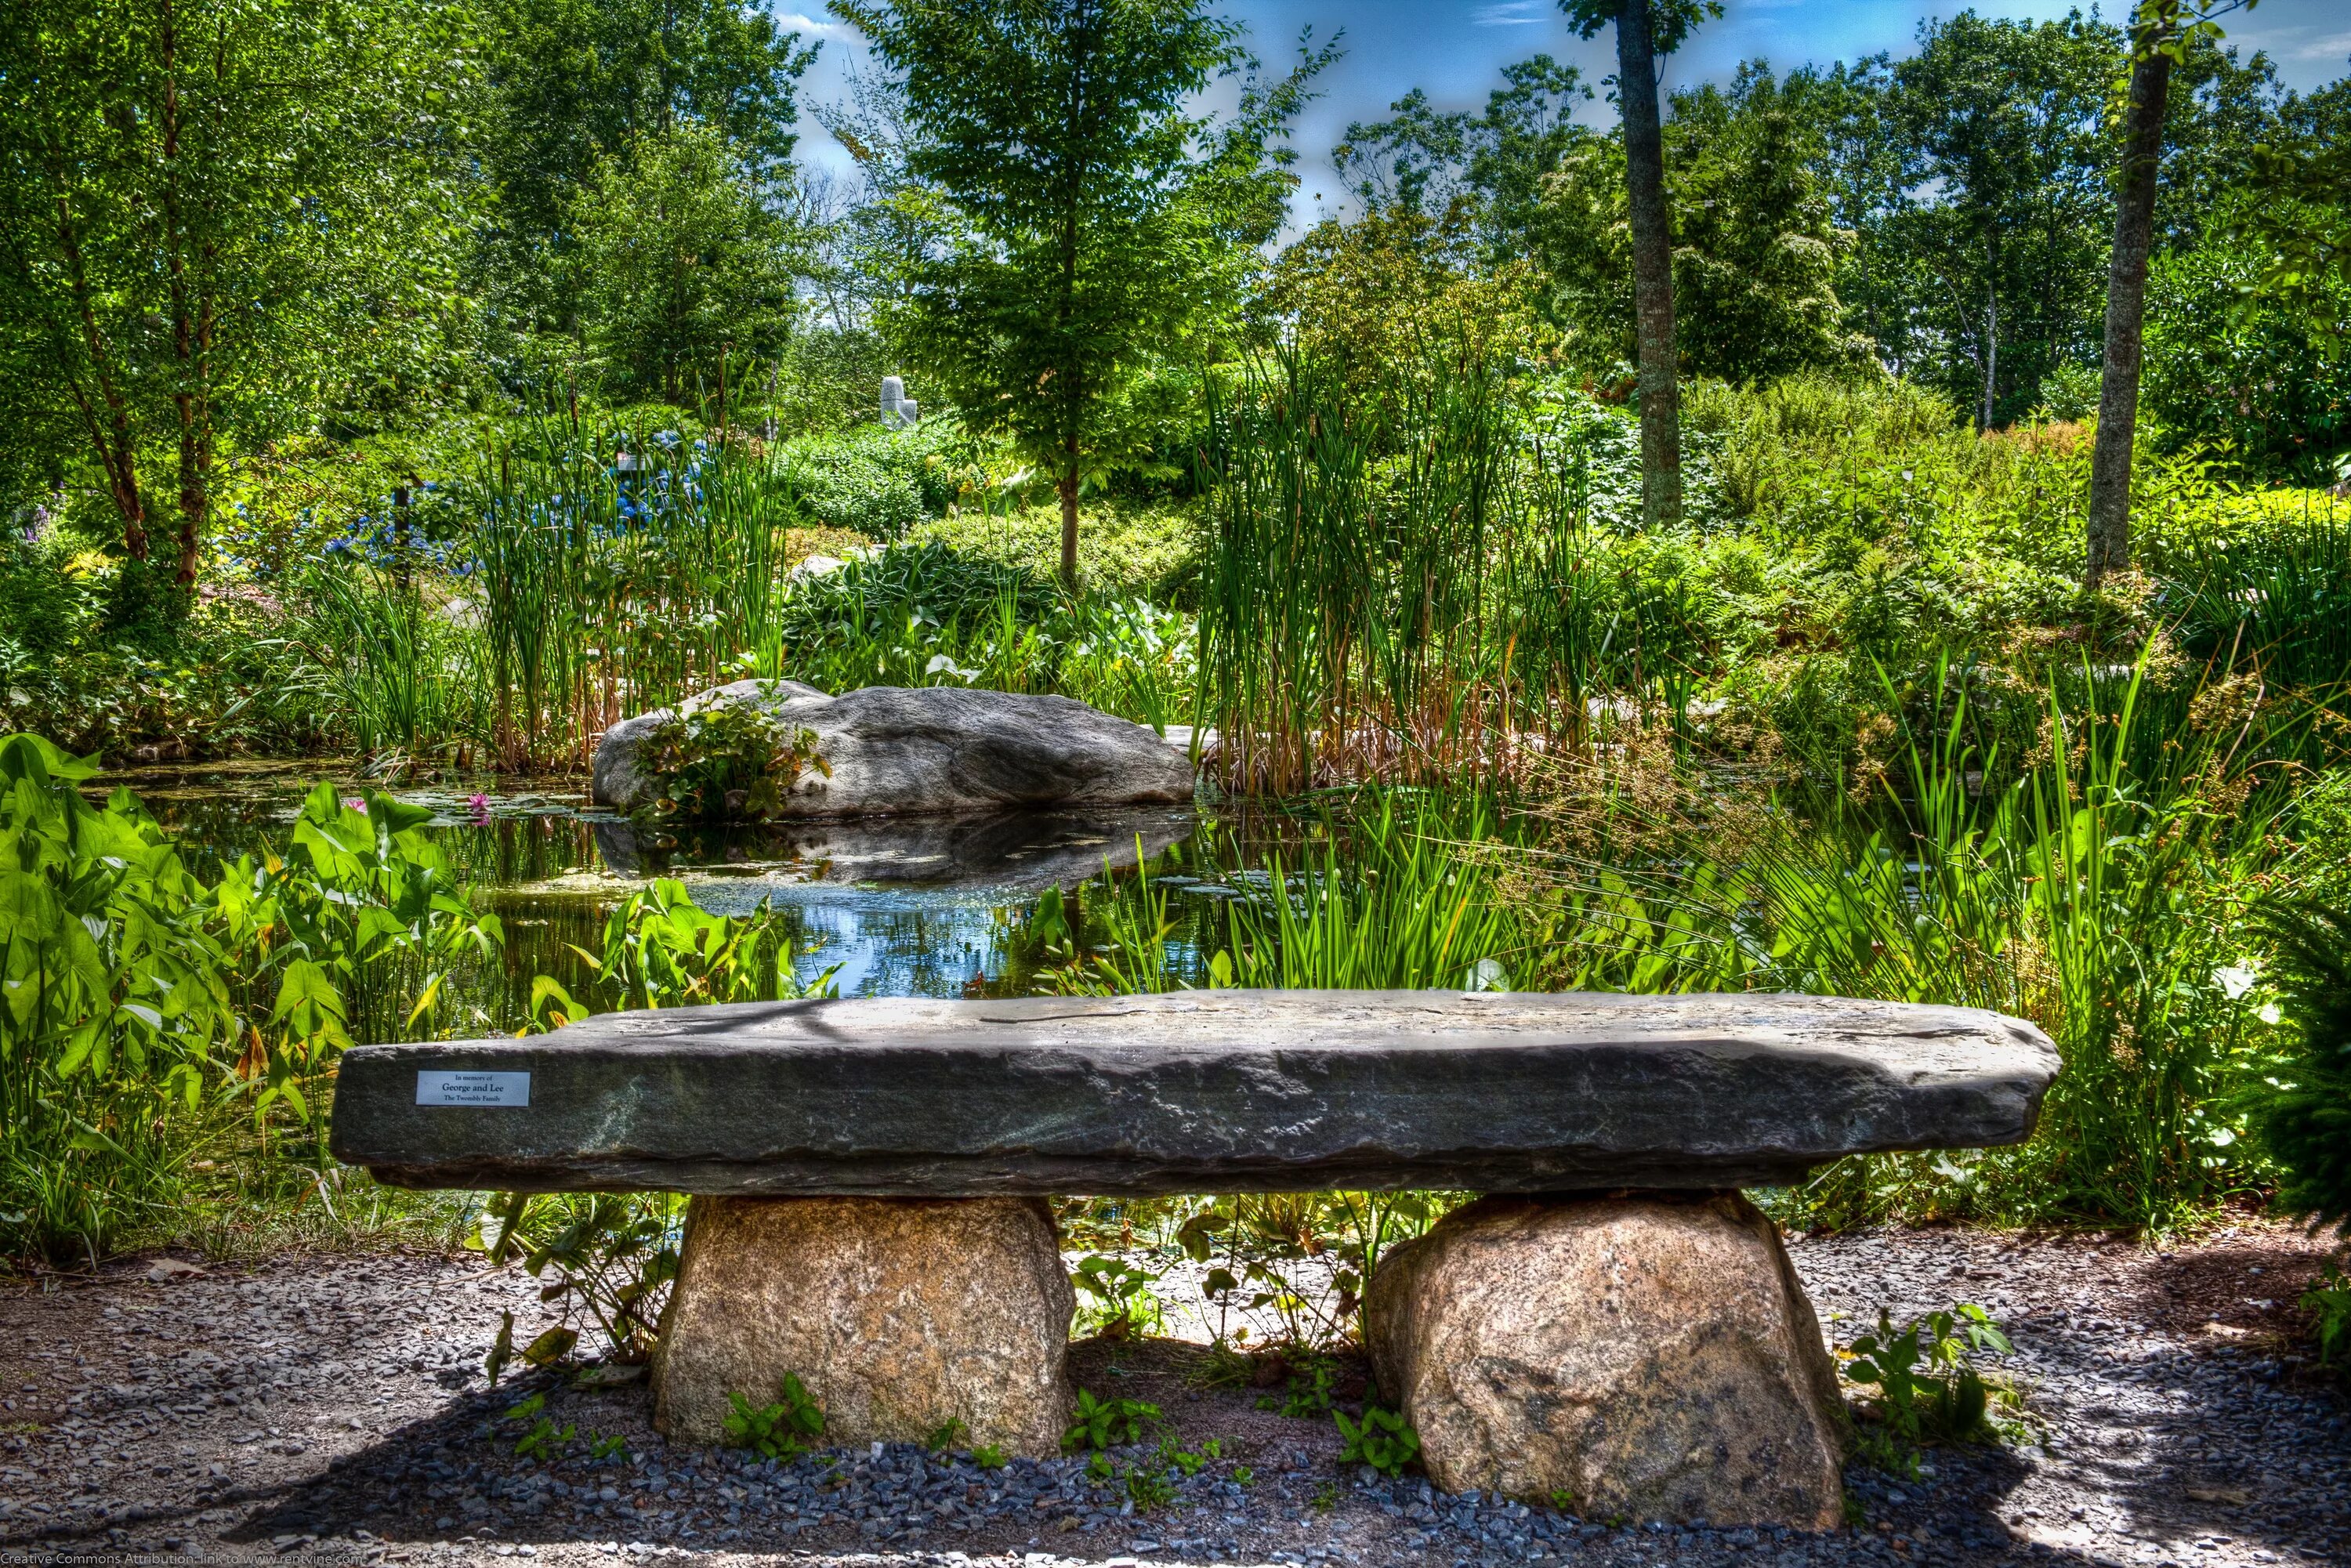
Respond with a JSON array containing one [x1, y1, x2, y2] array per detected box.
[[331, 990, 2059, 1525], [652, 1196, 1075, 1455], [1366, 1192, 1846, 1529]]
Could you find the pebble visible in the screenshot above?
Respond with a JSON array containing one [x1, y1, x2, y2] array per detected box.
[[0, 1229, 2343, 1566]]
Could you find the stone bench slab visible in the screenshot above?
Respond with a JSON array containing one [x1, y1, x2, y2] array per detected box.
[[330, 990, 2057, 1194]]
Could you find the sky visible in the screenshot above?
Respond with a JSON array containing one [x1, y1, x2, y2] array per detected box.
[[777, 1, 2351, 224]]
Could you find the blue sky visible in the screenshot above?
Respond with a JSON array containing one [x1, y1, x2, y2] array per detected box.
[[779, 2, 2351, 221]]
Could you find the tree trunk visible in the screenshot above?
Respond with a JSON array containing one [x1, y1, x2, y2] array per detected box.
[[1617, 0, 1682, 530], [1058, 440, 1081, 589], [54, 194, 146, 559], [1981, 278, 1997, 430], [162, 0, 204, 592], [2087, 9, 2175, 590]]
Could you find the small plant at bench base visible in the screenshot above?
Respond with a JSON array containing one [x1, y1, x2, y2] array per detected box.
[[1841, 1304, 2015, 1472], [639, 696, 828, 822], [479, 1190, 683, 1364], [1259, 1350, 1338, 1417], [725, 1374, 826, 1461], [1072, 1253, 1170, 1339], [2304, 1266, 2351, 1370], [501, 1392, 577, 1459], [1335, 1404, 1421, 1477], [1065, 1386, 1161, 1451]]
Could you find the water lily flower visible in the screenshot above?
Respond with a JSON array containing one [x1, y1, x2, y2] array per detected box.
[[342, 796, 367, 813]]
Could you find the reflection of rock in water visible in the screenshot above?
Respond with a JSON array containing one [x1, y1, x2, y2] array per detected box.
[[592, 807, 1193, 894]]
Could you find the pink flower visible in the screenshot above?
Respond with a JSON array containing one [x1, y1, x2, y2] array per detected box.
[[466, 793, 490, 818], [342, 796, 367, 812]]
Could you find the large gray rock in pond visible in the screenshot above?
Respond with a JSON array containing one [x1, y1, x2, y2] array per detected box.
[[1367, 1192, 1846, 1526], [331, 990, 2059, 1195], [591, 682, 1194, 818]]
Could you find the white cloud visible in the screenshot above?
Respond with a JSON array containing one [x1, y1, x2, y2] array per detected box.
[[1472, 2, 1546, 25], [777, 10, 849, 37], [2295, 29, 2351, 60]]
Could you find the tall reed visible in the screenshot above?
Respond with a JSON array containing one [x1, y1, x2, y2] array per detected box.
[[465, 418, 796, 771], [1194, 349, 1708, 795]]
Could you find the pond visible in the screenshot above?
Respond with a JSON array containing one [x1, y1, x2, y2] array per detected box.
[[97, 759, 1298, 1028]]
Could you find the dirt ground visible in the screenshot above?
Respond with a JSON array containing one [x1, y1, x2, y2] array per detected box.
[[0, 1219, 2343, 1568]]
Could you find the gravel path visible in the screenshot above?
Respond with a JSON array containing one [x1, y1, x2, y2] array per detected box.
[[1, 1222, 2342, 1568]]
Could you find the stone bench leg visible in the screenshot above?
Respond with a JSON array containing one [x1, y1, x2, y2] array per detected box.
[[651, 1195, 1075, 1456], [1365, 1192, 1844, 1527]]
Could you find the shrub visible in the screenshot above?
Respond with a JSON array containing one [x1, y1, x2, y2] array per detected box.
[[636, 691, 829, 821], [1841, 1304, 2014, 1472], [780, 422, 962, 540]]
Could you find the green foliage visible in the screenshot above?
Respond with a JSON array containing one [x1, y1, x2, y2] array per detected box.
[[2143, 218, 2351, 481], [1334, 1405, 1421, 1478], [780, 422, 962, 541], [502, 1393, 578, 1458], [774, 540, 1196, 729], [723, 1374, 826, 1461], [1263, 1353, 1339, 1418], [2302, 1266, 2351, 1369], [1124, 1464, 1176, 1509], [0, 752, 499, 1258], [453, 420, 794, 770], [1072, 1253, 1170, 1339], [1334, 56, 1593, 253], [1841, 1304, 2015, 1472], [1534, 63, 1856, 379], [1063, 1387, 1161, 1453], [0, 0, 484, 565], [570, 123, 808, 404], [532, 877, 838, 1019], [479, 1190, 685, 1361], [835, 0, 1326, 560], [480, 0, 817, 338], [971, 1443, 1008, 1470], [638, 693, 830, 823], [2243, 902, 2351, 1236]]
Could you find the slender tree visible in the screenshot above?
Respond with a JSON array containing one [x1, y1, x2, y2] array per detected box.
[[1560, 0, 1715, 531], [837, 0, 1327, 586], [2087, 1, 2256, 588]]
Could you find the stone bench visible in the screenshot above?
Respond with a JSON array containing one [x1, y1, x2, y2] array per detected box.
[[331, 990, 2058, 1528]]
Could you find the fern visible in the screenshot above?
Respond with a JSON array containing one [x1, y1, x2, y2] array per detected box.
[[2249, 901, 2351, 1235]]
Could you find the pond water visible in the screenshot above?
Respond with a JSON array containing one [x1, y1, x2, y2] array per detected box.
[[99, 759, 1280, 1026]]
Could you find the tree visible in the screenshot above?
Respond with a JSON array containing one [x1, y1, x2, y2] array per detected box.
[[1534, 64, 1853, 383], [1886, 12, 2116, 430], [0, 0, 480, 585], [478, 0, 817, 342], [570, 124, 807, 404], [837, 0, 1328, 585], [1559, 0, 1716, 531], [1333, 56, 1592, 263], [2141, 210, 2351, 480], [2228, 64, 2351, 350], [2088, 5, 2178, 587]]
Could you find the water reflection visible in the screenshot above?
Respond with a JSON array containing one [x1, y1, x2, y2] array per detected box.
[[94, 759, 1230, 1014]]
